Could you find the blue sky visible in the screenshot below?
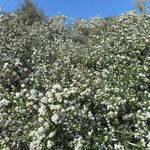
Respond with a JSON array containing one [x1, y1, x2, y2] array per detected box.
[[0, 0, 135, 19]]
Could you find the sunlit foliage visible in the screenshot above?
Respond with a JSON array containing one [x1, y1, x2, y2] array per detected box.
[[0, 1, 150, 150]]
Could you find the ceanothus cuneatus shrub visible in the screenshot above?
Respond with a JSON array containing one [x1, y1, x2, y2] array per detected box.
[[0, 10, 150, 150]]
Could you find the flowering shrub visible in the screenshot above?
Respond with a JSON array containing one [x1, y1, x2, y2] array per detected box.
[[0, 10, 150, 150]]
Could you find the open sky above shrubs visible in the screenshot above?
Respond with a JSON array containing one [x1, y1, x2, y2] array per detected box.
[[0, 0, 135, 19]]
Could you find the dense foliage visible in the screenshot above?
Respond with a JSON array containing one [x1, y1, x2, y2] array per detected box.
[[0, 6, 150, 150]]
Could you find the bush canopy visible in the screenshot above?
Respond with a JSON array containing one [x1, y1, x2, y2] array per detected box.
[[0, 1, 150, 150]]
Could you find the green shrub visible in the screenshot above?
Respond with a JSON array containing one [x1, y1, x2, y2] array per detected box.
[[0, 9, 150, 150], [15, 0, 44, 25]]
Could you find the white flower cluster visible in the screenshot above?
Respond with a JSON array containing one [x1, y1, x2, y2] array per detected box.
[[0, 98, 10, 108], [0, 10, 150, 149]]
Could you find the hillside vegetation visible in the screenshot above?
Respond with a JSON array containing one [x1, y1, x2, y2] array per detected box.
[[0, 1, 150, 150]]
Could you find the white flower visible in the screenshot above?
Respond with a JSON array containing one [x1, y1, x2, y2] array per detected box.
[[70, 106, 75, 111], [114, 143, 123, 150], [147, 142, 150, 148], [29, 140, 41, 150], [50, 104, 61, 110], [141, 138, 146, 147], [44, 121, 49, 130], [47, 140, 54, 149], [0, 99, 10, 107], [25, 93, 30, 98], [15, 59, 22, 66], [3, 62, 9, 70], [33, 104, 38, 110], [38, 126, 45, 135], [38, 117, 44, 123], [51, 113, 59, 124], [81, 88, 91, 96], [55, 93, 62, 102], [88, 129, 93, 136], [101, 69, 109, 77], [48, 131, 56, 138], [146, 132, 150, 141], [38, 104, 46, 115], [51, 111, 65, 124], [51, 89, 56, 94], [147, 112, 150, 118], [46, 91, 53, 98], [88, 111, 93, 118], [41, 97, 48, 104], [48, 97, 53, 103], [75, 136, 83, 150], [144, 66, 148, 71], [15, 92, 20, 98], [52, 84, 62, 91], [38, 134, 45, 141], [29, 131, 36, 137], [2, 147, 10, 150], [30, 89, 38, 97], [39, 93, 44, 98], [21, 83, 25, 88]]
